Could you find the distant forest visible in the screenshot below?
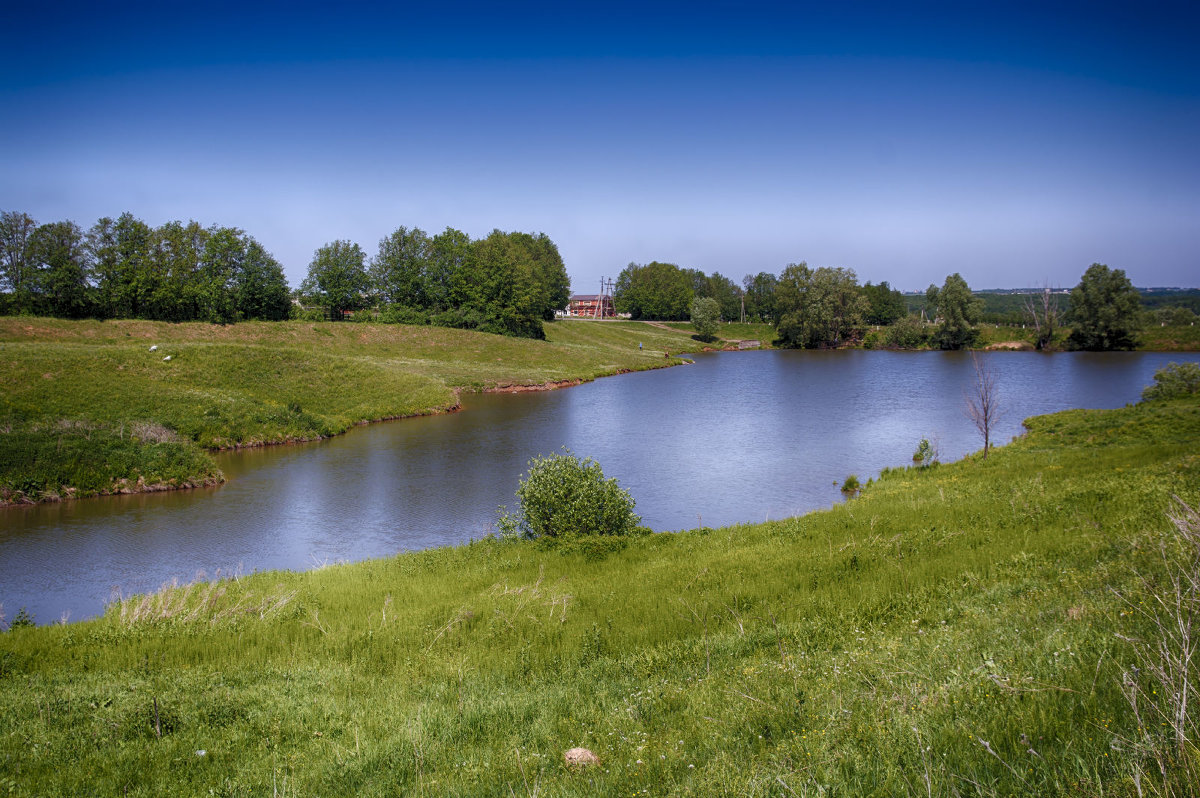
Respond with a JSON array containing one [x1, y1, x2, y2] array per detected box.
[[0, 211, 569, 339], [2, 209, 1196, 341]]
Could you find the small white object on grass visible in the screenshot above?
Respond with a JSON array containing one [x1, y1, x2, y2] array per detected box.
[[163, 355, 172, 362], [149, 345, 158, 352]]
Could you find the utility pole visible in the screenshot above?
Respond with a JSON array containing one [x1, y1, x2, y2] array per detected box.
[[593, 277, 614, 318]]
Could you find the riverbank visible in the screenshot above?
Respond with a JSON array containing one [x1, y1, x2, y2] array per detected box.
[[2, 393, 1197, 795], [0, 318, 701, 504]]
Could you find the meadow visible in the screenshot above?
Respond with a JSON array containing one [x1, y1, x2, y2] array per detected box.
[[0, 318, 701, 503], [3, 316, 1195, 504], [1, 392, 1197, 795]]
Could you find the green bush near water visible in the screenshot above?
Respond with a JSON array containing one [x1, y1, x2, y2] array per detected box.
[[2, 394, 1198, 795], [498, 450, 642, 540], [1142, 361, 1200, 401]]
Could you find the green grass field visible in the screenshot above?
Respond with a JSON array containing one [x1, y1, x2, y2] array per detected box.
[[2, 393, 1197, 795], [0, 318, 701, 503]]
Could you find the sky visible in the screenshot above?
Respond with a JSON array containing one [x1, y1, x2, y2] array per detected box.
[[2, 1, 1197, 293]]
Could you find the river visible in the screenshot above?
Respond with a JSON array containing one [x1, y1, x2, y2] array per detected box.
[[2, 349, 1197, 623]]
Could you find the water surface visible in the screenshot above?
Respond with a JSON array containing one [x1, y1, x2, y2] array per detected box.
[[2, 350, 1195, 623]]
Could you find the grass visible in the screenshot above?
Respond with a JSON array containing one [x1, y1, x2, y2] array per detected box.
[[1, 394, 1197, 795], [0, 318, 699, 503]]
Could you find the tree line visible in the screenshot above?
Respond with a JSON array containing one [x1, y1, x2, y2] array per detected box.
[[298, 227, 569, 339], [0, 210, 570, 339], [0, 210, 291, 322], [616, 259, 1162, 351]]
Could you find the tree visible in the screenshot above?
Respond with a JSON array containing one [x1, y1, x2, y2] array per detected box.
[[198, 226, 244, 324], [147, 220, 207, 321], [235, 238, 291, 320], [371, 226, 432, 308], [742, 271, 778, 322], [774, 263, 869, 349], [1022, 284, 1059, 350], [613, 261, 693, 320], [508, 231, 570, 321], [929, 273, 982, 350], [1067, 263, 1141, 351], [861, 281, 906, 326], [923, 283, 940, 323], [468, 230, 549, 338], [690, 296, 720, 341], [29, 221, 92, 318], [498, 450, 641, 539], [698, 271, 742, 322], [0, 211, 37, 312], [301, 240, 369, 320], [965, 352, 1003, 459], [428, 227, 473, 312], [90, 212, 155, 319]]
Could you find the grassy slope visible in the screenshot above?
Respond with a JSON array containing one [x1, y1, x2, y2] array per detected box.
[[1, 396, 1197, 796], [0, 318, 700, 502]]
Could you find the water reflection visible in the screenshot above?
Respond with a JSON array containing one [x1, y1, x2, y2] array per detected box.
[[2, 350, 1196, 622]]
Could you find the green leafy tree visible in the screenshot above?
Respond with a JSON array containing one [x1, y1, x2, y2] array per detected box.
[[1067, 263, 1142, 350], [861, 280, 906, 326], [467, 230, 549, 338], [775, 263, 869, 348], [146, 220, 207, 321], [690, 296, 720, 341], [614, 261, 693, 320], [301, 240, 369, 321], [428, 227, 474, 312], [197, 227, 244, 324], [371, 226, 432, 309], [0, 210, 38, 313], [923, 283, 940, 323], [29, 221, 92, 318], [742, 271, 778, 322], [498, 450, 641, 539], [929, 273, 982, 350], [90, 212, 155, 319], [700, 272, 742, 322], [235, 238, 291, 320]]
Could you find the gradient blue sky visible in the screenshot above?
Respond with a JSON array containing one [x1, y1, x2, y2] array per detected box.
[[2, 1, 1197, 293]]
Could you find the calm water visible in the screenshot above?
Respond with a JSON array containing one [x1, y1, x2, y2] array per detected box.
[[2, 350, 1197, 623]]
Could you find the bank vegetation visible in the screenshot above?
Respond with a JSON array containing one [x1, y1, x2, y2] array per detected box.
[[1, 391, 1198, 795]]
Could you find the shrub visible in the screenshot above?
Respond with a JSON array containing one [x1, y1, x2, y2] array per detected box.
[[840, 474, 861, 495], [912, 437, 939, 467], [378, 304, 430, 325], [884, 315, 929, 349], [1142, 361, 1200, 402], [498, 450, 641, 539]]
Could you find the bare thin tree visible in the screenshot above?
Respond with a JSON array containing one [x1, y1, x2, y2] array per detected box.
[[1022, 283, 1059, 351], [965, 352, 1003, 458]]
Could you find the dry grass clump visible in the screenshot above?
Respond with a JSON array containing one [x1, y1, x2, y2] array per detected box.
[[110, 572, 297, 627], [1114, 497, 1200, 795]]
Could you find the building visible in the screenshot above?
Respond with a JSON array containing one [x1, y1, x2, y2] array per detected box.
[[567, 294, 615, 318]]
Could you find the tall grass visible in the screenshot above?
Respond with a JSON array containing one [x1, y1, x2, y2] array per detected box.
[[1, 395, 1197, 794]]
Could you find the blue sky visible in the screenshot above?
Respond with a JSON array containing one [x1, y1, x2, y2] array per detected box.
[[2, 1, 1197, 293]]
